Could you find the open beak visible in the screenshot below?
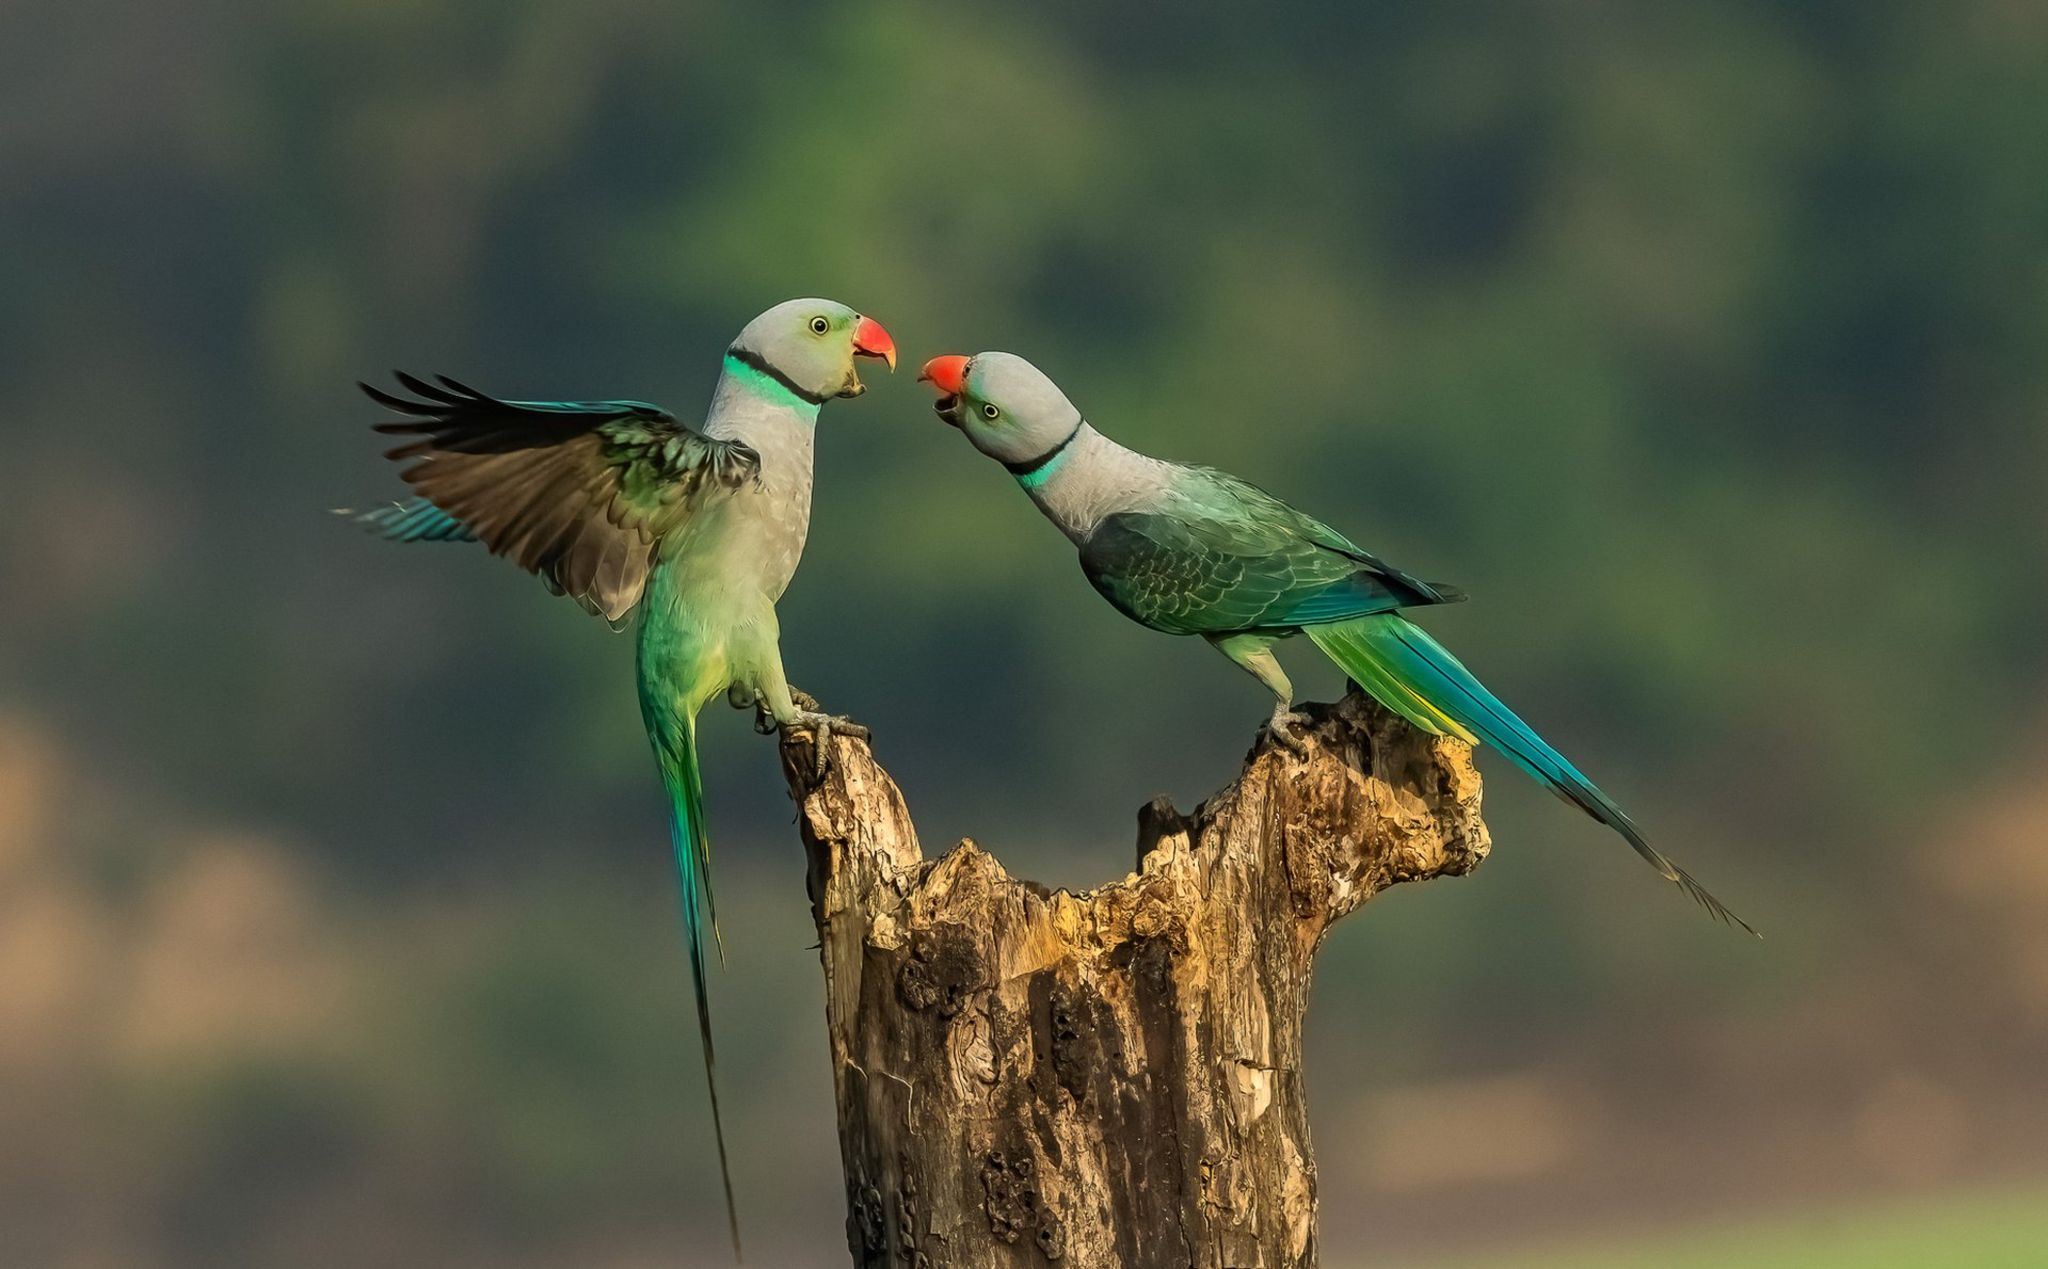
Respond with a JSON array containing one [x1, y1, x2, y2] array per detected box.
[[836, 315, 896, 399], [918, 354, 970, 427], [852, 316, 896, 371]]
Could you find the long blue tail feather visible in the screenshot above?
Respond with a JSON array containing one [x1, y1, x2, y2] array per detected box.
[[648, 714, 743, 1259], [1306, 613, 1756, 936]]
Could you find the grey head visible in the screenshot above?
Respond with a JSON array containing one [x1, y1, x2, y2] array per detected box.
[[920, 351, 1084, 470], [730, 297, 897, 404]]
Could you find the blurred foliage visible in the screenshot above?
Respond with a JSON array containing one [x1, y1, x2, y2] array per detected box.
[[2, 0, 2045, 1264], [1409, 1183, 2048, 1269]]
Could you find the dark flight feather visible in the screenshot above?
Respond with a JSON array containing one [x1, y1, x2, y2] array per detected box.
[[359, 374, 758, 623]]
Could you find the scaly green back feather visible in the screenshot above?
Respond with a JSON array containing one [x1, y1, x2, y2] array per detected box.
[[1079, 468, 1463, 635]]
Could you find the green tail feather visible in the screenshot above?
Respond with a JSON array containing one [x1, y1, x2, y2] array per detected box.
[[648, 714, 744, 1259], [1306, 614, 1757, 936]]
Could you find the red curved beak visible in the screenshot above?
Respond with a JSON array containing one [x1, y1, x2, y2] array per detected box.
[[851, 315, 896, 370], [918, 354, 970, 396]]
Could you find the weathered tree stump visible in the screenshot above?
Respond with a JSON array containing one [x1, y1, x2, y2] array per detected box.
[[779, 690, 1490, 1268]]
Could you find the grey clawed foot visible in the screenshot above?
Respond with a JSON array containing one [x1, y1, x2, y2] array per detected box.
[[782, 710, 872, 779], [1262, 707, 1314, 758], [726, 685, 786, 735], [731, 685, 783, 736], [787, 685, 822, 713]]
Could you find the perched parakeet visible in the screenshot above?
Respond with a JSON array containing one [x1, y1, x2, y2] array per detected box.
[[351, 299, 897, 1255], [919, 351, 1752, 935]]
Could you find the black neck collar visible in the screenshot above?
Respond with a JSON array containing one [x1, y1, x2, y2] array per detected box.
[[726, 346, 831, 406], [1003, 422, 1085, 478]]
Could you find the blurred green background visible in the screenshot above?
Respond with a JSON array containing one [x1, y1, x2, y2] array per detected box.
[[4, 1, 2046, 1265]]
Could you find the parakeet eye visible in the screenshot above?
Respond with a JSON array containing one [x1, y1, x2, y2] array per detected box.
[[982, 403, 1000, 419], [809, 316, 830, 335]]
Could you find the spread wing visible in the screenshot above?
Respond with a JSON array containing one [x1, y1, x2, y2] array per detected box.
[[357, 373, 759, 623], [1078, 468, 1464, 637]]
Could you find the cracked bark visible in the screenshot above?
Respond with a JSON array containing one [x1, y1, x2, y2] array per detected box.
[[779, 690, 1490, 1268]]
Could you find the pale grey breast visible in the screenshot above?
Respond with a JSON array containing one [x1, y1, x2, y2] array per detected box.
[[704, 393, 818, 601], [741, 415, 815, 600]]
